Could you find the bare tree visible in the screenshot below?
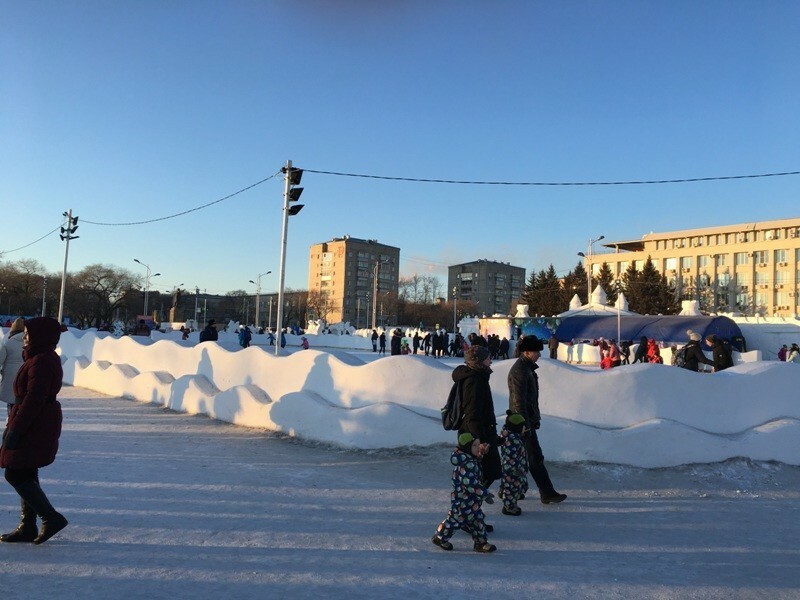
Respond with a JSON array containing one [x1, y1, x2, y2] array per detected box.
[[67, 264, 140, 327], [306, 290, 338, 323]]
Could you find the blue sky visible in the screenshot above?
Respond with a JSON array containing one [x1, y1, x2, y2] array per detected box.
[[2, 1, 799, 297]]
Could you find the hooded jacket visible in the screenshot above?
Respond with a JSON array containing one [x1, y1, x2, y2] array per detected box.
[[682, 340, 712, 372], [452, 364, 497, 446], [0, 331, 25, 405], [1, 317, 64, 469], [507, 355, 540, 428]]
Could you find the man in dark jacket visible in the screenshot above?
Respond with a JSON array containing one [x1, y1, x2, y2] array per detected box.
[[507, 336, 566, 504], [682, 330, 713, 372], [631, 336, 649, 364], [390, 329, 402, 356], [454, 345, 501, 487], [548, 335, 559, 360], [705, 334, 734, 371], [199, 320, 218, 343]]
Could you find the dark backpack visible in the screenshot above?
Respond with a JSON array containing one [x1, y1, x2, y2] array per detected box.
[[674, 346, 688, 368], [441, 381, 464, 431]]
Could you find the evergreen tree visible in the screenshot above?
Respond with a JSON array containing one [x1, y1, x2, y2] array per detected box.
[[537, 265, 563, 317], [562, 262, 588, 306], [595, 262, 616, 305], [622, 263, 641, 312], [520, 271, 539, 314]]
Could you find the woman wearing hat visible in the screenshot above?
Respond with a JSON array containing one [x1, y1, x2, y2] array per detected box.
[[682, 330, 714, 372], [452, 345, 501, 488], [0, 317, 68, 545]]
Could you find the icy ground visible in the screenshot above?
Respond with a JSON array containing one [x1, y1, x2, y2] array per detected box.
[[0, 386, 798, 599]]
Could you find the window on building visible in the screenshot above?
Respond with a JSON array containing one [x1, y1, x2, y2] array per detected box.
[[753, 250, 769, 264], [776, 291, 790, 307], [665, 257, 677, 271], [735, 252, 749, 265], [755, 272, 769, 285], [618, 261, 629, 273], [755, 292, 767, 308], [680, 256, 693, 269], [736, 292, 750, 307], [635, 260, 645, 270], [736, 272, 751, 286], [718, 273, 730, 286], [776, 271, 789, 284], [698, 255, 710, 267], [775, 249, 787, 263], [716, 254, 728, 266]]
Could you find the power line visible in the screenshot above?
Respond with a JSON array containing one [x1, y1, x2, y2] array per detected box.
[[304, 168, 800, 186], [82, 172, 281, 226], [0, 225, 61, 255]]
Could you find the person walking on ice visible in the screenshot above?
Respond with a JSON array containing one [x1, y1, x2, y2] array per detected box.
[[432, 432, 497, 553]]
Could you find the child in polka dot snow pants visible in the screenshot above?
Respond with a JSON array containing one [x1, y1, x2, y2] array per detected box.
[[498, 412, 529, 516], [432, 432, 496, 553]]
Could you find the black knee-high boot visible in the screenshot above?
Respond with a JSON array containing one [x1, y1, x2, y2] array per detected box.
[[13, 479, 68, 545], [0, 498, 38, 543]]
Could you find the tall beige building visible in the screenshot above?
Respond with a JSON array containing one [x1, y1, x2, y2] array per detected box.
[[584, 218, 800, 316], [308, 236, 400, 327]]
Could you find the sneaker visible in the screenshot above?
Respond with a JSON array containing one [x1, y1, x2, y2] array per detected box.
[[484, 523, 494, 533], [502, 505, 522, 516], [541, 492, 567, 504], [432, 535, 453, 551], [474, 541, 497, 553]]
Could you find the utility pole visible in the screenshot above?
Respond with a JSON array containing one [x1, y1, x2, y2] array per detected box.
[[57, 210, 79, 324], [41, 276, 48, 316], [275, 159, 304, 355]]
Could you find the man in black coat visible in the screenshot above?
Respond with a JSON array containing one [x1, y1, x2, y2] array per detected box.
[[454, 345, 501, 487], [199, 320, 218, 343], [631, 336, 649, 364], [705, 334, 734, 371], [390, 329, 402, 356], [508, 336, 567, 504]]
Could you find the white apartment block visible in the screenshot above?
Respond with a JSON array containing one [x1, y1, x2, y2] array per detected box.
[[584, 218, 800, 317]]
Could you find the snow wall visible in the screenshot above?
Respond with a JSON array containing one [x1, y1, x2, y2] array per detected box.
[[55, 330, 800, 468]]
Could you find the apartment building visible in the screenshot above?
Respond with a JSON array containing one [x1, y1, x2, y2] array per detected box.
[[448, 259, 525, 316], [308, 236, 400, 326], [584, 218, 800, 316]]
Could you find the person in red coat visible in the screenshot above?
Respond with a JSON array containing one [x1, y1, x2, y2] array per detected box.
[[0, 317, 68, 545]]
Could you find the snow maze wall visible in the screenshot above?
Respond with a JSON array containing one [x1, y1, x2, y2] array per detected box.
[[57, 331, 800, 468]]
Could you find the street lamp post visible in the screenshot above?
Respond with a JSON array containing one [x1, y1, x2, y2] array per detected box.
[[577, 234, 605, 304], [452, 286, 458, 333], [249, 271, 272, 329], [371, 258, 391, 329], [134, 259, 161, 318]]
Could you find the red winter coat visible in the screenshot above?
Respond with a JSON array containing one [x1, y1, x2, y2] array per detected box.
[[1, 317, 63, 470]]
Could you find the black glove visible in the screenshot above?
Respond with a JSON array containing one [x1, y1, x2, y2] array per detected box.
[[533, 421, 541, 430], [2, 429, 20, 450], [484, 493, 495, 505]]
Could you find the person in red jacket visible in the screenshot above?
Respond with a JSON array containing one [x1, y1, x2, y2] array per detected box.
[[0, 317, 68, 545]]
